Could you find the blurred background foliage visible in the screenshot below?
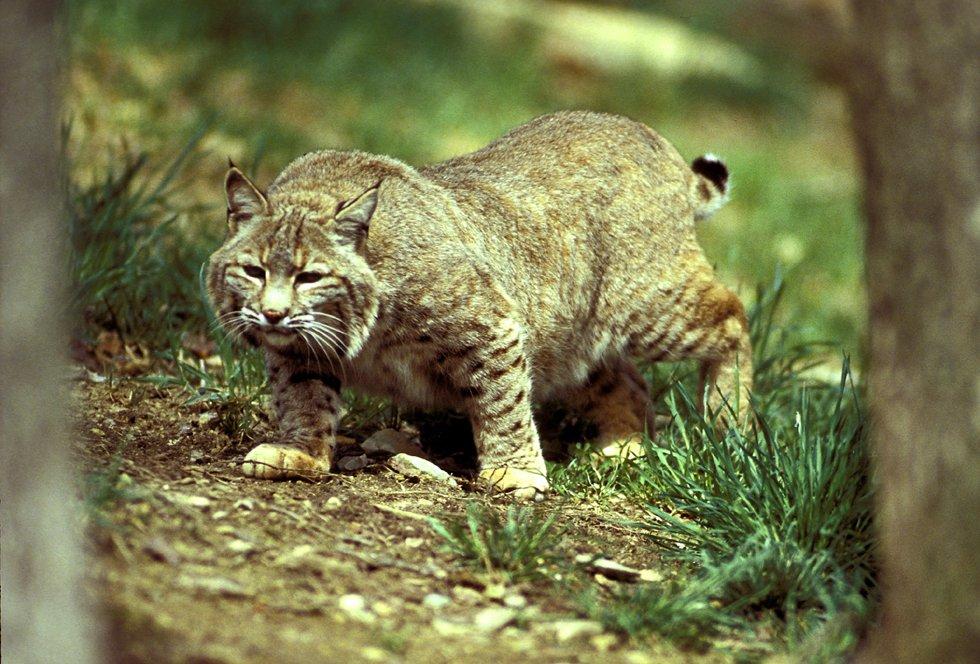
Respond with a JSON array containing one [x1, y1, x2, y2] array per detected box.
[[65, 0, 864, 358]]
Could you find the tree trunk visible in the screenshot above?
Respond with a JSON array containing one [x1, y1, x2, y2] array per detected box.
[[846, 2, 980, 662], [0, 2, 98, 662]]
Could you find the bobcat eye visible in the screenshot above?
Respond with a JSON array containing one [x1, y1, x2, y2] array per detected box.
[[242, 265, 265, 279], [295, 271, 324, 285]]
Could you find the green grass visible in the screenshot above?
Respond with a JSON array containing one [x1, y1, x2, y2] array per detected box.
[[430, 502, 564, 583], [67, 125, 218, 347], [144, 340, 268, 442], [564, 280, 876, 656]]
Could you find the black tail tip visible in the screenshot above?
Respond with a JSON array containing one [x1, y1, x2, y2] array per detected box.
[[692, 155, 729, 191]]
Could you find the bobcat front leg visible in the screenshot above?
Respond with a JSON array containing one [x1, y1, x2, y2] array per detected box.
[[242, 352, 341, 479], [452, 317, 548, 500]]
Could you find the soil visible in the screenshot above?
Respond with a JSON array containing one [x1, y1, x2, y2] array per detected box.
[[75, 377, 735, 663]]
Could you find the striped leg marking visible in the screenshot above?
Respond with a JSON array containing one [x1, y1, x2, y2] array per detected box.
[[446, 318, 548, 500], [242, 356, 341, 480]]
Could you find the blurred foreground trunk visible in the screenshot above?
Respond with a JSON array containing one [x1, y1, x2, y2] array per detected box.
[[846, 1, 979, 662], [0, 2, 97, 662]]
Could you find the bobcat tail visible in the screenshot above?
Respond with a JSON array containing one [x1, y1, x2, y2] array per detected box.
[[690, 154, 729, 221]]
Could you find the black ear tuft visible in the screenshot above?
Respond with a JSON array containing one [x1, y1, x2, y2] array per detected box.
[[692, 155, 729, 192]]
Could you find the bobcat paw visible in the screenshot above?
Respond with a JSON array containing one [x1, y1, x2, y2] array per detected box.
[[478, 467, 549, 502], [596, 434, 645, 460], [241, 444, 329, 480]]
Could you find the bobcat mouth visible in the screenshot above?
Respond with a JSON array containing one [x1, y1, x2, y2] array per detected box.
[[262, 327, 296, 347]]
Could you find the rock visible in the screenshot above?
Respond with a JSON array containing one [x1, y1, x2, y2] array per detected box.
[[362, 428, 425, 457], [336, 454, 369, 471], [170, 494, 211, 509], [503, 593, 527, 609], [371, 601, 395, 617], [577, 556, 647, 582], [143, 537, 180, 565], [549, 619, 604, 643], [422, 593, 452, 610], [473, 606, 517, 632], [590, 633, 619, 652], [451, 585, 484, 605], [178, 575, 251, 598], [360, 647, 388, 662], [483, 583, 506, 600], [274, 544, 315, 568], [338, 594, 376, 625], [432, 618, 472, 637], [324, 496, 343, 510], [624, 651, 655, 664], [233, 498, 255, 511], [388, 453, 458, 487], [227, 539, 257, 555], [404, 536, 424, 548]]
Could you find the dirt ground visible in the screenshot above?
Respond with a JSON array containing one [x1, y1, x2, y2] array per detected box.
[[76, 376, 739, 663]]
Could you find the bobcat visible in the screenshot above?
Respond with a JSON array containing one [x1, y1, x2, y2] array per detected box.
[[206, 111, 751, 500]]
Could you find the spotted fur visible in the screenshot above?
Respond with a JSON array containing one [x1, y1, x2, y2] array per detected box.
[[206, 111, 752, 499]]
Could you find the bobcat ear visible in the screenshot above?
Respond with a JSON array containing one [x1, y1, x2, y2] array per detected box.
[[333, 182, 380, 249], [225, 166, 269, 232]]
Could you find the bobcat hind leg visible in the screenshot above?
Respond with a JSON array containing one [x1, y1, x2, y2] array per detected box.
[[565, 359, 654, 458]]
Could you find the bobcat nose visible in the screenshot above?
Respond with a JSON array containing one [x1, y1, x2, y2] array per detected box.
[[263, 309, 287, 325]]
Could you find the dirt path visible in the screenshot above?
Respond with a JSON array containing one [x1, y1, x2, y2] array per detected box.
[[77, 378, 732, 663]]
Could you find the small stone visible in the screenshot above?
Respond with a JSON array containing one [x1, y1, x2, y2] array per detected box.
[[503, 594, 527, 609], [274, 544, 315, 568], [638, 568, 663, 583], [170, 494, 211, 509], [590, 633, 619, 652], [423, 593, 452, 610], [584, 558, 643, 582], [550, 619, 604, 643], [483, 583, 506, 600], [362, 428, 425, 457], [143, 537, 180, 565], [360, 647, 388, 662], [432, 618, 471, 637], [227, 539, 256, 555], [234, 498, 255, 511], [624, 651, 655, 664], [212, 510, 229, 520], [451, 585, 484, 605], [189, 449, 205, 463], [473, 606, 517, 632], [337, 454, 369, 471], [85, 370, 107, 383], [324, 496, 343, 510], [372, 601, 395, 617], [178, 575, 251, 598], [338, 594, 376, 625], [404, 537, 424, 548], [388, 454, 458, 487]]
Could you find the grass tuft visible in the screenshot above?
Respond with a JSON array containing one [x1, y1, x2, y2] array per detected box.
[[430, 502, 564, 582], [145, 339, 268, 441], [67, 125, 217, 347]]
